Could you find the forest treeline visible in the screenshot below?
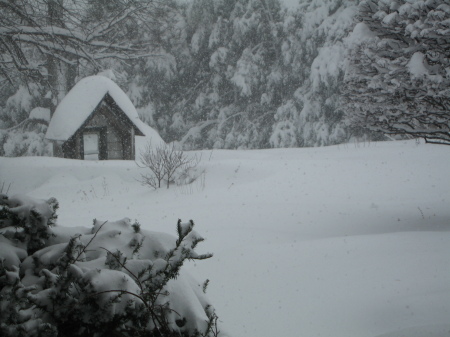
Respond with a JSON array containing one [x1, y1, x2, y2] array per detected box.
[[1, 0, 449, 155]]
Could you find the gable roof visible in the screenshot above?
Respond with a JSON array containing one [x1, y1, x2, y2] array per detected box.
[[46, 75, 145, 141]]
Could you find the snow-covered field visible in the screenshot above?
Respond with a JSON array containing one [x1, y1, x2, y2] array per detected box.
[[1, 140, 450, 337]]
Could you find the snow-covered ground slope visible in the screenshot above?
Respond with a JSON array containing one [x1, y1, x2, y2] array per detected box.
[[1, 140, 449, 337]]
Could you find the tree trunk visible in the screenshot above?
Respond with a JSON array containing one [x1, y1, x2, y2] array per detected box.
[[46, 0, 65, 116]]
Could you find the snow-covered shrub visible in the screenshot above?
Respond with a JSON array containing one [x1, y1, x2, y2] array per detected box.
[[0, 193, 219, 337], [1, 117, 52, 157], [0, 194, 58, 254], [2, 130, 51, 157], [3, 85, 39, 126]]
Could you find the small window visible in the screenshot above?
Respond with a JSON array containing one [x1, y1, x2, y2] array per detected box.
[[83, 132, 99, 160]]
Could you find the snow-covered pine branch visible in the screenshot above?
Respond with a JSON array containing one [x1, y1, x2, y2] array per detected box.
[[342, 0, 450, 144]]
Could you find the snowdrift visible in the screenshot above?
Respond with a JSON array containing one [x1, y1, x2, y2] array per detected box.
[[1, 140, 449, 337]]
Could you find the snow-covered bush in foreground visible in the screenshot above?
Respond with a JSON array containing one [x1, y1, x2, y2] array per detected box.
[[0, 194, 219, 337]]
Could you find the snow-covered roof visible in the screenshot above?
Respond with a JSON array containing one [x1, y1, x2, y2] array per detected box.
[[46, 75, 144, 141]]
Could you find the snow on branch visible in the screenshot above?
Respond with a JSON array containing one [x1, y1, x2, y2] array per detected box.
[[0, 0, 176, 85], [342, 0, 450, 144]]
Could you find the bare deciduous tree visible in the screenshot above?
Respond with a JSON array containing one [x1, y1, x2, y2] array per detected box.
[[0, 0, 176, 109], [160, 143, 201, 189], [137, 141, 201, 189], [137, 142, 166, 189]]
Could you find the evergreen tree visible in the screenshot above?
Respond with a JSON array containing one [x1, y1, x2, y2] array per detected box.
[[343, 0, 450, 144], [163, 0, 285, 149], [283, 0, 359, 147]]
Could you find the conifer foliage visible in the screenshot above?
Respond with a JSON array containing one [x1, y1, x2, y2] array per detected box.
[[0, 193, 218, 337], [343, 0, 450, 144]]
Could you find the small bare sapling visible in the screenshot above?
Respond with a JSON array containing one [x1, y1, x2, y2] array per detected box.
[[137, 142, 202, 189]]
